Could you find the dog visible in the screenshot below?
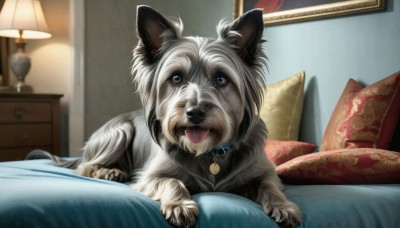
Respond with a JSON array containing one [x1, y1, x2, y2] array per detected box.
[[28, 5, 301, 227]]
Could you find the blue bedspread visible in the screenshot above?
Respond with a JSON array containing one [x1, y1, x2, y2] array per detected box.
[[0, 159, 399, 228]]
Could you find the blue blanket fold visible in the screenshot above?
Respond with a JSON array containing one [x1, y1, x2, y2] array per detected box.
[[1, 159, 399, 228]]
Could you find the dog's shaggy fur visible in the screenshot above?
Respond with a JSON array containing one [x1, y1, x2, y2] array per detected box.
[[28, 6, 302, 227]]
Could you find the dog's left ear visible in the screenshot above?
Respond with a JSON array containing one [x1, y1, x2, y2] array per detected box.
[[136, 6, 181, 59], [219, 9, 264, 63]]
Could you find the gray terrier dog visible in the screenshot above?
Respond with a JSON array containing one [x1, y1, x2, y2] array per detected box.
[[29, 5, 301, 227]]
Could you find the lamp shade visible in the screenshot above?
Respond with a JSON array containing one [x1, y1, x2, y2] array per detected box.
[[0, 0, 51, 39]]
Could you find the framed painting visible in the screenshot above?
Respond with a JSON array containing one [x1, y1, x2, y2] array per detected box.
[[234, 0, 386, 26], [0, 0, 10, 86], [0, 37, 10, 86]]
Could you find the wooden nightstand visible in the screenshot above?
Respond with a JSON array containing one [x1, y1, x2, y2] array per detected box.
[[0, 93, 63, 161]]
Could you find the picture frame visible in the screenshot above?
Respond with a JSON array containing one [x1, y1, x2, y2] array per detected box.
[[0, 37, 10, 86], [234, 0, 386, 26], [0, 0, 10, 87]]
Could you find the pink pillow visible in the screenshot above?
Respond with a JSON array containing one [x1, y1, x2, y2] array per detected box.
[[265, 140, 316, 166], [276, 148, 400, 184], [320, 71, 400, 151]]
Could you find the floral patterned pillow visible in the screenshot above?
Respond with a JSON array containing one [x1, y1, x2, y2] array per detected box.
[[265, 140, 316, 166], [320, 71, 400, 151], [276, 148, 400, 184]]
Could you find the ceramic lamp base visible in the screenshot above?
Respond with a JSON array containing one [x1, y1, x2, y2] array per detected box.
[[9, 47, 33, 93]]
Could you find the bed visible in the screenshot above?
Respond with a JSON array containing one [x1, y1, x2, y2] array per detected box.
[[1, 158, 399, 228], [2, 71, 399, 227]]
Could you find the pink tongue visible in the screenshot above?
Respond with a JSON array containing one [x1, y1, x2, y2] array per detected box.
[[184, 127, 209, 144]]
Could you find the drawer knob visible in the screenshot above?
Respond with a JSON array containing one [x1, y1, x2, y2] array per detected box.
[[15, 134, 28, 142], [14, 110, 25, 119]]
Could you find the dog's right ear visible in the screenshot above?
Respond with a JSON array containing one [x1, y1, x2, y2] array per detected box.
[[136, 6, 181, 59]]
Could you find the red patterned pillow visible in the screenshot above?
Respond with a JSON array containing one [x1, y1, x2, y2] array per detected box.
[[320, 71, 400, 151], [276, 148, 400, 184], [265, 140, 316, 166]]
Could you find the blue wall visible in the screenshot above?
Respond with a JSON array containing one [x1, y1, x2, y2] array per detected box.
[[263, 0, 400, 146]]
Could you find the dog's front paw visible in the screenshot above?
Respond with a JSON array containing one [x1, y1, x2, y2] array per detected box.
[[161, 199, 199, 227], [77, 164, 128, 182], [94, 167, 128, 182], [263, 201, 302, 228]]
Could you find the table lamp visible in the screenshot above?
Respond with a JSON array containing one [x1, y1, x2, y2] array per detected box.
[[0, 0, 51, 92]]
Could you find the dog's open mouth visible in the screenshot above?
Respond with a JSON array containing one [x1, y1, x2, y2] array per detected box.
[[184, 127, 210, 144]]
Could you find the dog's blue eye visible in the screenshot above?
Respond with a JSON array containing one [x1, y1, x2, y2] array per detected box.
[[170, 74, 183, 85], [215, 74, 228, 87]]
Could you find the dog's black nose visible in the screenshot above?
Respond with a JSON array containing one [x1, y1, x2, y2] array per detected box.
[[186, 107, 206, 124]]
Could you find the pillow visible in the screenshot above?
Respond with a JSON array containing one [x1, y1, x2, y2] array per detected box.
[[260, 71, 305, 141], [320, 71, 400, 151], [264, 140, 316, 166], [276, 148, 400, 184]]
